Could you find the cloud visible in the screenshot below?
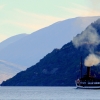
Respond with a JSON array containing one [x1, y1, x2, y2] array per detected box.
[[15, 9, 63, 22], [89, 0, 100, 8], [12, 9, 64, 31], [4, 20, 42, 31], [59, 3, 100, 17], [0, 4, 6, 10], [0, 8, 64, 35]]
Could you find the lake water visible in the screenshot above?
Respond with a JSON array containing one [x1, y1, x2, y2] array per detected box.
[[0, 86, 99, 100]]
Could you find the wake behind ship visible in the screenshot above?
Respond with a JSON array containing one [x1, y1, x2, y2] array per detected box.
[[75, 58, 100, 89]]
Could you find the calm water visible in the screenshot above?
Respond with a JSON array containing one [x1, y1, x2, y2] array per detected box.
[[0, 86, 99, 100]]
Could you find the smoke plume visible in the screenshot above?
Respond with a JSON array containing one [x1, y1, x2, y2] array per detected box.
[[84, 54, 100, 67], [72, 24, 100, 67], [72, 25, 100, 48]]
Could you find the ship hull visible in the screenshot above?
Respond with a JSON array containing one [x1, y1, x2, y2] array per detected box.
[[75, 81, 100, 89], [76, 85, 100, 89]]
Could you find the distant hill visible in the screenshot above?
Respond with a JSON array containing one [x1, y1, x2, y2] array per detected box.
[[2, 19, 100, 86], [0, 60, 25, 83], [0, 33, 27, 83], [0, 33, 27, 51], [0, 16, 99, 67]]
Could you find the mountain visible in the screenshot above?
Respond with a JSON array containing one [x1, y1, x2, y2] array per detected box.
[[0, 16, 100, 84], [0, 33, 28, 51], [1, 19, 100, 86], [0, 34, 27, 83], [0, 60, 25, 83], [0, 17, 100, 67], [0, 42, 85, 86], [0, 16, 100, 67]]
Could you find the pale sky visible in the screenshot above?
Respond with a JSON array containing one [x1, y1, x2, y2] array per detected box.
[[0, 0, 100, 42]]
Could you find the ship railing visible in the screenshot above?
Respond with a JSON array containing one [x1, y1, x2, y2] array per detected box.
[[92, 82, 100, 84], [80, 82, 100, 84], [80, 82, 86, 84]]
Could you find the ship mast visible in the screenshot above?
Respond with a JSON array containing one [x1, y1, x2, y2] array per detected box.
[[80, 56, 83, 78]]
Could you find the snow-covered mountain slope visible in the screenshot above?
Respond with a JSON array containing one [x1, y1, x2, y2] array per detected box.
[[0, 16, 99, 67], [0, 60, 25, 83], [0, 33, 28, 51]]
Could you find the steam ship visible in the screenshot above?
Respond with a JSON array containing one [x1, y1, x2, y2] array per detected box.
[[75, 57, 100, 89]]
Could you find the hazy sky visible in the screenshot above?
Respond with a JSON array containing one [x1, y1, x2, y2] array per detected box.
[[0, 0, 100, 42]]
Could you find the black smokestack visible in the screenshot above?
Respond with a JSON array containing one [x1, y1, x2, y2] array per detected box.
[[87, 67, 90, 78]]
